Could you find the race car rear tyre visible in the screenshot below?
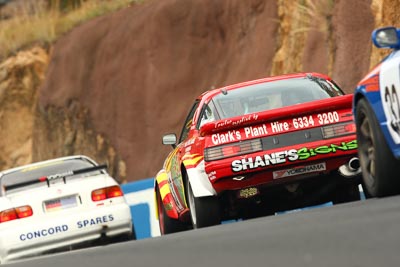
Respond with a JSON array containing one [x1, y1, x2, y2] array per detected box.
[[355, 98, 400, 197], [186, 179, 220, 229], [332, 182, 361, 205], [156, 186, 186, 235]]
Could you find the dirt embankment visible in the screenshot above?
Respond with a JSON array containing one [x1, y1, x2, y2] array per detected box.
[[0, 0, 399, 182]]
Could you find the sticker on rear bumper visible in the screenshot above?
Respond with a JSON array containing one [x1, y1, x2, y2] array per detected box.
[[19, 214, 115, 241], [77, 214, 114, 228], [44, 195, 78, 212], [20, 225, 69, 241], [273, 162, 326, 179], [231, 140, 357, 172]]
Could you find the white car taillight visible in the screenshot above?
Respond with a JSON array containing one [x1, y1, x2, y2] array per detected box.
[[0, 205, 33, 223], [91, 185, 123, 202]]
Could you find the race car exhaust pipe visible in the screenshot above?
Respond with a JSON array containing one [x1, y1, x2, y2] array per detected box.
[[338, 157, 361, 177], [348, 157, 360, 171]]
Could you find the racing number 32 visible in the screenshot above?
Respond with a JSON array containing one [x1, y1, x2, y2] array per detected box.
[[384, 84, 400, 136]]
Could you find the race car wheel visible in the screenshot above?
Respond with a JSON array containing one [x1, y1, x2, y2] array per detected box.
[[156, 186, 186, 235], [186, 179, 220, 229], [356, 98, 400, 197], [332, 182, 360, 204]]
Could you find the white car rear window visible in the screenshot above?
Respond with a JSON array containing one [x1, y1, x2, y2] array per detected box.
[[0, 159, 100, 193]]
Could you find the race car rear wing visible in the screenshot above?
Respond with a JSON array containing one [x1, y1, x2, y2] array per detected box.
[[3, 164, 108, 192], [199, 94, 353, 136]]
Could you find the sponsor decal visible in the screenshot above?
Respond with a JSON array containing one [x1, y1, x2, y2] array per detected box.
[[244, 124, 268, 138], [297, 140, 357, 160], [45, 195, 77, 212], [20, 225, 69, 241], [270, 112, 340, 133], [212, 130, 241, 145], [21, 161, 60, 172], [213, 114, 259, 129], [211, 124, 268, 145], [77, 214, 114, 228], [270, 120, 290, 133], [237, 187, 259, 199], [165, 203, 173, 211], [232, 149, 298, 172], [317, 111, 340, 125], [47, 171, 73, 181], [184, 138, 195, 147], [213, 119, 233, 129], [208, 171, 217, 181], [210, 111, 343, 145], [273, 162, 326, 179], [19, 214, 116, 241], [231, 140, 357, 172]]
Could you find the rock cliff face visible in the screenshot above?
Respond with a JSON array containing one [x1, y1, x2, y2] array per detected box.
[[0, 0, 398, 182], [0, 47, 48, 170]]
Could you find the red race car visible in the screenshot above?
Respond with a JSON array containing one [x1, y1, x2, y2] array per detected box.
[[155, 73, 361, 234]]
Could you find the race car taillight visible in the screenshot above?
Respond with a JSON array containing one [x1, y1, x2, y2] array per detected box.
[[205, 139, 262, 161], [0, 209, 17, 223], [321, 121, 356, 139], [91, 185, 124, 202], [16, 206, 33, 218], [0, 205, 33, 223]]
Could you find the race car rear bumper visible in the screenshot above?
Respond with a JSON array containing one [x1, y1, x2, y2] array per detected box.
[[0, 202, 132, 264], [211, 156, 360, 193]]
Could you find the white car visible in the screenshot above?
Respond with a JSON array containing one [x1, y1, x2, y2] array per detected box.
[[0, 155, 134, 264]]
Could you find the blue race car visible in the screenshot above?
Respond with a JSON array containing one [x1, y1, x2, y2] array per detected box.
[[354, 26, 400, 197]]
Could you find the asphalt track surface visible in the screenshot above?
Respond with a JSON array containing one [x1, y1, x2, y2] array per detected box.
[[6, 196, 400, 267]]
